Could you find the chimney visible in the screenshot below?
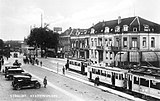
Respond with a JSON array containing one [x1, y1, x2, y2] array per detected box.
[[118, 16, 121, 24]]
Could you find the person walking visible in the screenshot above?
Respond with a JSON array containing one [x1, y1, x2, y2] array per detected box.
[[40, 61, 42, 67], [62, 66, 65, 75], [43, 76, 47, 88]]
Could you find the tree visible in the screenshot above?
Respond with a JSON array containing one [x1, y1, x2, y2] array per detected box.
[[26, 27, 59, 57], [0, 39, 4, 56], [0, 39, 4, 49]]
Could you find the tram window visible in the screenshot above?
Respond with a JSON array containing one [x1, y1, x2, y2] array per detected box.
[[101, 70, 106, 76], [78, 63, 80, 66], [96, 69, 100, 75], [119, 74, 124, 80], [115, 73, 118, 79], [92, 68, 95, 74], [150, 80, 160, 90], [134, 77, 139, 84], [140, 78, 149, 87], [107, 74, 111, 78]]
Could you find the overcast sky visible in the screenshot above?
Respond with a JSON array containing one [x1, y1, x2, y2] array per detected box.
[[0, 0, 160, 41]]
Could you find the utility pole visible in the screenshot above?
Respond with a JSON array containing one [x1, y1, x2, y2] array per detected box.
[[41, 13, 43, 28]]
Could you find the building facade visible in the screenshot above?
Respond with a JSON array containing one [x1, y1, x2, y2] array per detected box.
[[61, 16, 160, 67]]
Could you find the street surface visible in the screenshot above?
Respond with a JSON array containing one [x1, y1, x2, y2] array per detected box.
[[0, 53, 134, 101]]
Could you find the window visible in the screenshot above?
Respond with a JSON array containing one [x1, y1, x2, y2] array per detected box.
[[96, 69, 100, 75], [101, 70, 106, 76], [95, 51, 97, 58], [142, 37, 146, 48], [119, 74, 124, 80], [144, 25, 149, 32], [106, 51, 108, 59], [92, 68, 95, 74], [134, 76, 139, 84], [133, 27, 137, 32], [123, 37, 127, 47], [123, 25, 128, 31], [91, 28, 95, 34], [108, 38, 112, 46], [116, 38, 119, 47], [132, 37, 137, 48], [107, 73, 111, 78], [115, 73, 118, 79], [95, 38, 97, 47], [91, 38, 94, 46], [115, 26, 120, 32], [104, 27, 109, 33], [140, 78, 149, 87], [151, 37, 155, 48], [110, 52, 112, 59], [105, 39, 108, 47], [150, 80, 160, 90]]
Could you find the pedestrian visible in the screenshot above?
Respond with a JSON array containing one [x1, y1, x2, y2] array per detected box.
[[40, 61, 42, 66], [43, 76, 47, 88], [62, 66, 65, 75], [95, 76, 99, 86], [65, 59, 69, 70]]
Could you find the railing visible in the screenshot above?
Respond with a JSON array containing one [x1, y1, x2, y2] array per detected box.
[[108, 46, 119, 51], [96, 45, 103, 50]]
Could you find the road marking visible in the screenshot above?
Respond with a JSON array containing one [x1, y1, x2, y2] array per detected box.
[[24, 70, 85, 101]]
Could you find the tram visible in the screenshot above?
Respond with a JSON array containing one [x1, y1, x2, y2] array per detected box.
[[87, 65, 128, 88], [68, 58, 92, 74], [128, 67, 160, 99]]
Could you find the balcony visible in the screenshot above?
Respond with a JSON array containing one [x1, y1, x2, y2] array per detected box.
[[96, 45, 103, 50], [108, 46, 119, 51]]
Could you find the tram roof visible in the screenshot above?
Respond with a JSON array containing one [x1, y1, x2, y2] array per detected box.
[[88, 65, 128, 73], [131, 67, 160, 79]]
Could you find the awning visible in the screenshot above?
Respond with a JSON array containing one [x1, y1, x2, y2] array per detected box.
[[115, 51, 160, 63], [142, 52, 158, 62], [115, 52, 128, 62], [129, 52, 139, 62]]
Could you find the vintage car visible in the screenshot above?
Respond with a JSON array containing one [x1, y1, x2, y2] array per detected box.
[[4, 65, 21, 73], [13, 60, 21, 66], [12, 75, 41, 90], [5, 68, 32, 80]]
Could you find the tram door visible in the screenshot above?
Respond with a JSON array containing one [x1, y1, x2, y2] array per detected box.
[[128, 74, 132, 90], [112, 72, 115, 86], [89, 71, 92, 80], [81, 62, 85, 74]]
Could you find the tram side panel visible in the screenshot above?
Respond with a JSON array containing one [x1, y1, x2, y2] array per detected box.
[[130, 73, 160, 100]]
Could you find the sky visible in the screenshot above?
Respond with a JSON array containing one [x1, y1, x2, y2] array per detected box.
[[0, 0, 160, 41]]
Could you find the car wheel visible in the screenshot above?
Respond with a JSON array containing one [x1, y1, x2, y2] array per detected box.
[[15, 85, 21, 90], [35, 83, 40, 89]]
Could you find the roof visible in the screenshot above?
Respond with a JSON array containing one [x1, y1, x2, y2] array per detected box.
[[89, 16, 160, 33], [88, 65, 128, 73], [13, 75, 31, 78]]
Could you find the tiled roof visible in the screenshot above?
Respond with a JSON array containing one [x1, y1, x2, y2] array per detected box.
[[89, 16, 160, 33]]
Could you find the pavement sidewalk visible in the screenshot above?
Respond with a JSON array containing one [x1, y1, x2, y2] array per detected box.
[[35, 58, 145, 101]]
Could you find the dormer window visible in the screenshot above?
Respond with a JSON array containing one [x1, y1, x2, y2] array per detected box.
[[123, 25, 128, 31], [115, 26, 120, 32], [133, 27, 137, 32], [144, 25, 150, 32], [104, 27, 109, 33], [91, 28, 95, 34]]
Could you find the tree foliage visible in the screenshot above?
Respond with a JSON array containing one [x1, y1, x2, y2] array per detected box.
[[26, 27, 59, 52], [0, 39, 4, 49]]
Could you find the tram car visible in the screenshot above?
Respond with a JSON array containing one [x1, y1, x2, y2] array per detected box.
[[127, 67, 160, 100], [87, 65, 128, 88], [68, 59, 92, 74]]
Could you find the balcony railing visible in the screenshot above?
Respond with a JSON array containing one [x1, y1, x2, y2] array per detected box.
[[96, 45, 103, 50], [108, 46, 119, 51]]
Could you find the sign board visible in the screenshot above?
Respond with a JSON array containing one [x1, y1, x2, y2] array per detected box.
[[53, 27, 62, 32]]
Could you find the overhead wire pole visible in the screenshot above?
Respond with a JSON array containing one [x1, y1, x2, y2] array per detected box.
[[41, 13, 43, 28]]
